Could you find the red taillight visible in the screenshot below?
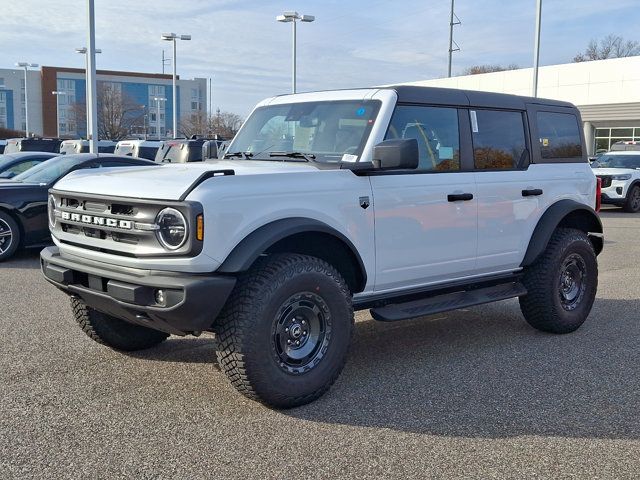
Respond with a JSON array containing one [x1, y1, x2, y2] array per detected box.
[[595, 177, 602, 212]]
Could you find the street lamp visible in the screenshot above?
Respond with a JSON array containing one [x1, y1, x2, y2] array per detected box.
[[153, 97, 166, 139], [52, 91, 67, 138], [15, 62, 38, 137], [161, 32, 191, 139], [276, 11, 314, 94], [75, 47, 101, 139]]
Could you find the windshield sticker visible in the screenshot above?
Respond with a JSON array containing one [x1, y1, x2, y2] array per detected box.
[[470, 111, 479, 133], [341, 154, 358, 163], [541, 138, 550, 147], [356, 107, 366, 116]]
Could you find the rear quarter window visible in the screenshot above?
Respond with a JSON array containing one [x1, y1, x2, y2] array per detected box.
[[537, 111, 583, 160]]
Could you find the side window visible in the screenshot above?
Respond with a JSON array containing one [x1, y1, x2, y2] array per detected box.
[[385, 105, 460, 172], [537, 111, 582, 159], [6, 159, 42, 175], [471, 109, 526, 170]]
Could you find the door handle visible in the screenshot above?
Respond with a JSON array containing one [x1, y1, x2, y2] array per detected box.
[[522, 188, 543, 197], [447, 193, 474, 202]]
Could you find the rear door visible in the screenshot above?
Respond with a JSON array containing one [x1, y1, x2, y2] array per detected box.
[[371, 104, 478, 292]]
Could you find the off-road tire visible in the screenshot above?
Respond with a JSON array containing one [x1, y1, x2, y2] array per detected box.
[[519, 228, 597, 334], [623, 185, 640, 213], [0, 211, 20, 262], [215, 253, 354, 409], [71, 297, 169, 351]]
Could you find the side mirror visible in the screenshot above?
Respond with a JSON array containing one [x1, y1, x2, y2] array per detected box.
[[372, 139, 419, 170]]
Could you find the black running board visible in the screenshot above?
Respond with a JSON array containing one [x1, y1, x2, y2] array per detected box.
[[370, 282, 527, 322]]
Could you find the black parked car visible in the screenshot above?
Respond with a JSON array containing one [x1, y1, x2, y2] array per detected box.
[[0, 152, 59, 179], [0, 154, 156, 261]]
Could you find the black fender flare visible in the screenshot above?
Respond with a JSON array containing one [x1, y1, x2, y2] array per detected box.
[[521, 199, 603, 267], [217, 217, 367, 288]]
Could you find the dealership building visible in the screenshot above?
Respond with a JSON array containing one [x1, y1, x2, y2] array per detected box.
[[0, 66, 207, 138], [404, 56, 640, 155]]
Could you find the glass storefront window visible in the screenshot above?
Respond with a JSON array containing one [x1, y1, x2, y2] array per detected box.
[[611, 128, 634, 137]]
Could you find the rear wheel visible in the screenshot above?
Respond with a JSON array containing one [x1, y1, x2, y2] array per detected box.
[[0, 211, 20, 262], [623, 185, 640, 213], [519, 228, 598, 334], [215, 253, 354, 408], [71, 297, 169, 351]]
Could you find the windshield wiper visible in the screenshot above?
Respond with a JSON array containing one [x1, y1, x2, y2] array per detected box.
[[224, 151, 253, 159], [268, 151, 316, 162]]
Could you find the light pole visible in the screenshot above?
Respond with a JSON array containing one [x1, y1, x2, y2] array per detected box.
[[15, 62, 38, 137], [86, 0, 98, 153], [153, 97, 166, 139], [52, 91, 67, 138], [276, 11, 314, 94], [161, 33, 191, 139], [75, 47, 101, 139], [532, 0, 542, 97]]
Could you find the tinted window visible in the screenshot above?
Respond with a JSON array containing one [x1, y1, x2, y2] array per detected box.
[[471, 110, 526, 170], [13, 156, 86, 184], [385, 106, 460, 172], [537, 111, 582, 159], [5, 159, 43, 175], [137, 146, 159, 160]]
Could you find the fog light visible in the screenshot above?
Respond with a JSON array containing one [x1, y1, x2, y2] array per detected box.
[[616, 187, 623, 195], [155, 289, 166, 306]]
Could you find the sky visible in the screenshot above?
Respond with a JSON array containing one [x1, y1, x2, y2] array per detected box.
[[1, 0, 639, 117]]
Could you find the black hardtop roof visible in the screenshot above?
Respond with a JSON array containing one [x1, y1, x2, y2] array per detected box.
[[386, 85, 575, 109]]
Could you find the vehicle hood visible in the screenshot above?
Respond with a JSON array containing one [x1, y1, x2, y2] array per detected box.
[[592, 168, 639, 176], [51, 160, 323, 200]]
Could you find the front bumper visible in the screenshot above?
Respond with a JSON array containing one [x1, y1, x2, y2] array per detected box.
[[601, 191, 626, 206], [41, 246, 236, 335]]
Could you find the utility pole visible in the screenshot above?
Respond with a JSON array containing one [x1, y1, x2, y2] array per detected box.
[[447, 0, 461, 77], [532, 0, 542, 97]]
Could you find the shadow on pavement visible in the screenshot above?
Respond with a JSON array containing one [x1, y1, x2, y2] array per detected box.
[[1, 248, 43, 270], [125, 336, 218, 366], [284, 297, 640, 440]]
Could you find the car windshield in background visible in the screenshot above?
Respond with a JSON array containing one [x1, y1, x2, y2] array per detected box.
[[12, 156, 86, 184], [227, 100, 381, 163], [594, 154, 640, 169]]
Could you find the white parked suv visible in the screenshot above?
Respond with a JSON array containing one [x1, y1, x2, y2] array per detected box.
[[592, 151, 640, 212], [41, 86, 603, 408]]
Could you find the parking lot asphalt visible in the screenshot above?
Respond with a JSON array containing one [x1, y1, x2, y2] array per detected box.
[[1, 207, 639, 479]]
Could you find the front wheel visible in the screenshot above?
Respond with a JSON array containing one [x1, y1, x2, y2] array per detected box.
[[623, 185, 640, 213], [215, 253, 354, 408], [519, 228, 598, 334]]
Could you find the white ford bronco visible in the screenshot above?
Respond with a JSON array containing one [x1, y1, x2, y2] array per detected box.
[[41, 86, 603, 408]]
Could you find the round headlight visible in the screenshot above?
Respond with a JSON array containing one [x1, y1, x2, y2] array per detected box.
[[48, 195, 56, 227], [156, 207, 187, 250]]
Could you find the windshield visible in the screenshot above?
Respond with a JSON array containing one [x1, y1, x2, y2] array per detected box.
[[0, 154, 16, 170], [593, 154, 640, 169], [13, 156, 86, 184], [228, 100, 381, 163]]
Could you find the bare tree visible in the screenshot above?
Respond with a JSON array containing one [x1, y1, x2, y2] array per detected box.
[[0, 127, 26, 139], [573, 35, 640, 62], [178, 111, 209, 138], [96, 84, 144, 141], [212, 109, 243, 139], [179, 109, 243, 139], [463, 64, 519, 75]]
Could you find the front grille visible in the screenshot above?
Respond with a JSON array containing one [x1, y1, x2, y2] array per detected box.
[[598, 175, 612, 188], [49, 191, 195, 257]]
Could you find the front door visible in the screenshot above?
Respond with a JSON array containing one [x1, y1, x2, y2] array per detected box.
[[371, 105, 478, 293]]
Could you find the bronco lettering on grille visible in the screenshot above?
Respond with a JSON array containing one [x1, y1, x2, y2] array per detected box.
[[61, 211, 133, 230]]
